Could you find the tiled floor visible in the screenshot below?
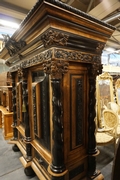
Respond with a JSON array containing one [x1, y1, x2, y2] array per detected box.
[[0, 129, 38, 180], [96, 144, 114, 180], [0, 128, 114, 180]]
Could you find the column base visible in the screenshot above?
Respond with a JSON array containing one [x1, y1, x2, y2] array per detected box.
[[24, 166, 36, 177], [89, 170, 104, 180], [12, 144, 20, 152]]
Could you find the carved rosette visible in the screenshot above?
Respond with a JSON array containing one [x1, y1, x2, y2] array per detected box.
[[41, 30, 69, 47], [43, 60, 69, 79]]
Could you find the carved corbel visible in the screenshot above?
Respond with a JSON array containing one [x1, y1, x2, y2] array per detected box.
[[43, 60, 69, 79], [17, 68, 28, 81], [88, 63, 103, 78], [96, 42, 105, 54]]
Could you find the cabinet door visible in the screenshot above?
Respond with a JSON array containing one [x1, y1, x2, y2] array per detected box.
[[32, 71, 50, 151], [63, 63, 88, 169]]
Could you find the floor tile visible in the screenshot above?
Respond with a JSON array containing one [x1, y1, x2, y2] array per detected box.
[[0, 129, 114, 180]]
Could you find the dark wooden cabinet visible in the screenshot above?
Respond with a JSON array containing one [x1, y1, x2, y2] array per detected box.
[[0, 0, 115, 179]]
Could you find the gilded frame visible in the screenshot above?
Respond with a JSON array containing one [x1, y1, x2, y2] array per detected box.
[[96, 72, 114, 128], [115, 78, 120, 106]]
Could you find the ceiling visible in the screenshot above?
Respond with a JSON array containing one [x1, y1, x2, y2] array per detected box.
[[0, 0, 120, 53]]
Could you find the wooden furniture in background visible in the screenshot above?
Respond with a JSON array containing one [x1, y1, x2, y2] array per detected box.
[[0, 71, 12, 86], [0, 72, 13, 139], [0, 0, 115, 179], [0, 106, 13, 139], [0, 86, 13, 112], [96, 109, 120, 149]]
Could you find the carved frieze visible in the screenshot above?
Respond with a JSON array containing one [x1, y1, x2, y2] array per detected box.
[[41, 30, 69, 47], [9, 50, 53, 72], [9, 48, 101, 73], [54, 49, 101, 64]]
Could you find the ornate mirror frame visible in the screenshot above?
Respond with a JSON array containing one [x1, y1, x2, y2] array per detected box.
[[96, 72, 114, 128], [115, 78, 120, 106]]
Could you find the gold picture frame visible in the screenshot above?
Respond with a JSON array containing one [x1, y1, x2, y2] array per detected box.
[[115, 78, 120, 106], [96, 72, 114, 128]]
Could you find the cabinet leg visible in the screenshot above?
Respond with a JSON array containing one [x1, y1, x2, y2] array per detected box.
[[24, 166, 35, 177], [12, 144, 20, 152]]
